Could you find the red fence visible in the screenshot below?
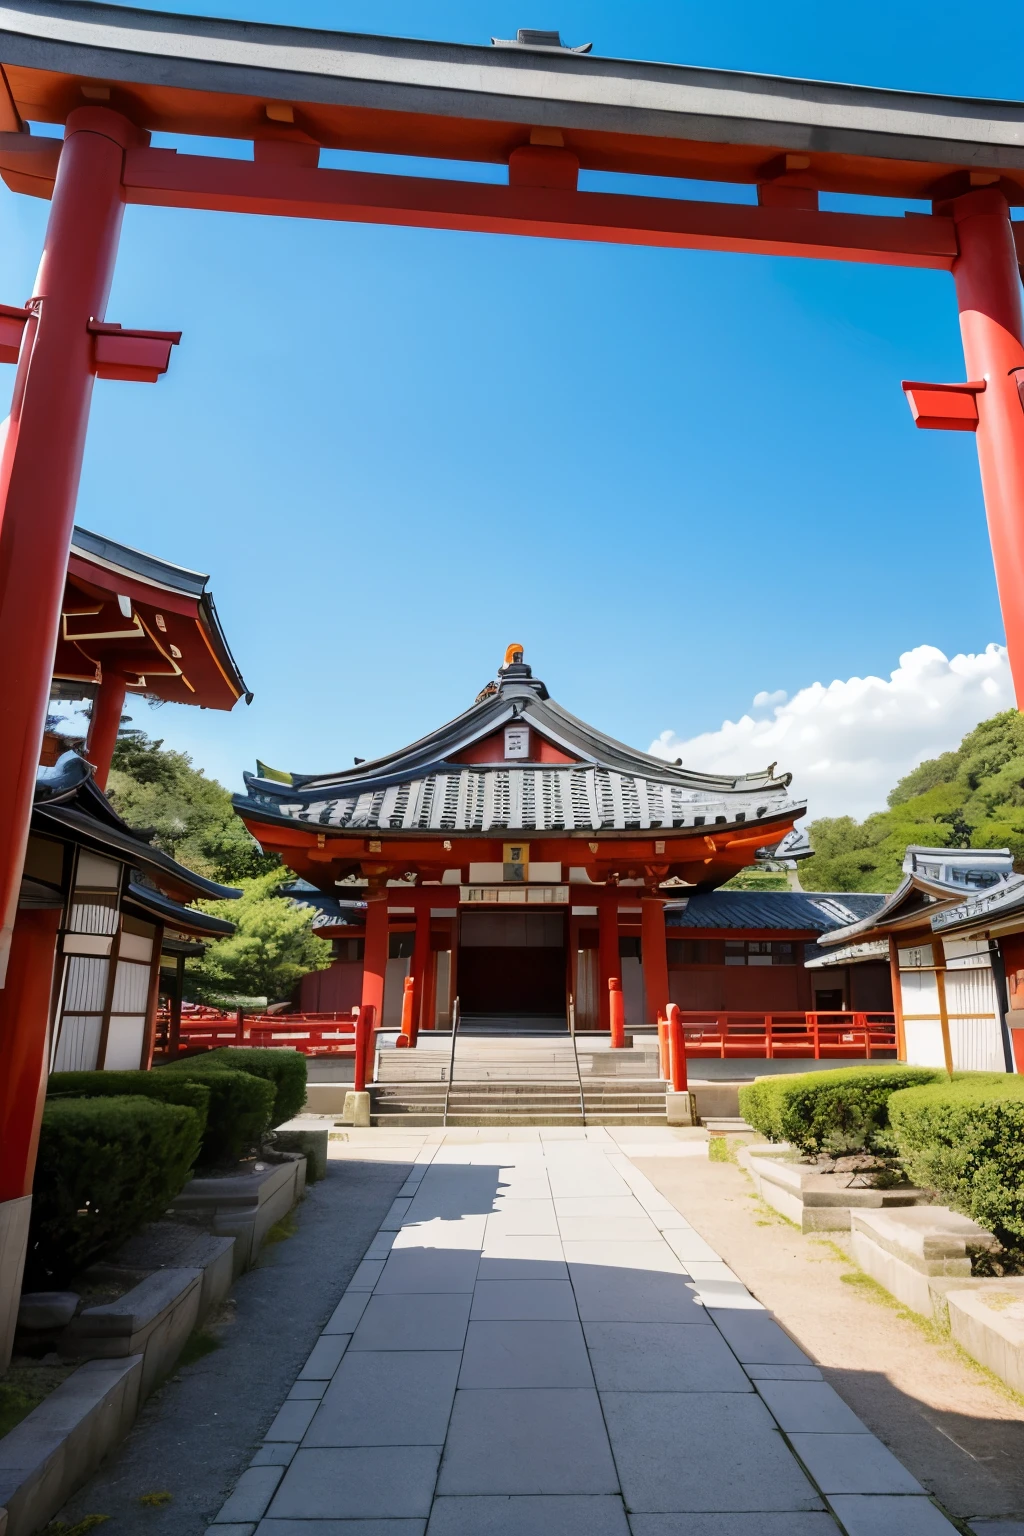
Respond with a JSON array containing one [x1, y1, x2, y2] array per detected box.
[[157, 1007, 896, 1062], [156, 1005, 358, 1057], [675, 1011, 897, 1060]]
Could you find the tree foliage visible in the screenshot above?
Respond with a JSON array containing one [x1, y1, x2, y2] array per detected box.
[[107, 730, 330, 1003], [801, 710, 1024, 892], [108, 730, 277, 883], [186, 867, 332, 1004]]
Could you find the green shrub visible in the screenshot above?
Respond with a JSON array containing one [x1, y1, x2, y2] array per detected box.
[[48, 1070, 211, 1128], [157, 1062, 275, 1164], [889, 1076, 1024, 1247], [197, 1047, 307, 1126], [28, 1095, 203, 1285], [737, 1078, 788, 1141], [738, 1066, 942, 1154]]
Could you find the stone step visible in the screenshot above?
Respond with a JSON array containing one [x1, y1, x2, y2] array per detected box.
[[444, 1114, 585, 1127]]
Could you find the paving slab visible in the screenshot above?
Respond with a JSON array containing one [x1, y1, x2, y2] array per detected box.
[[426, 1494, 630, 1534], [601, 1391, 823, 1512], [570, 1266, 710, 1324], [584, 1322, 752, 1392], [756, 1378, 869, 1433], [470, 1279, 578, 1321], [350, 1293, 472, 1352], [322, 1289, 368, 1332], [436, 1388, 618, 1495], [459, 1320, 592, 1388], [375, 1249, 480, 1294], [789, 1433, 924, 1494], [627, 1518, 838, 1534], [562, 1240, 685, 1273], [269, 1446, 441, 1519], [477, 1237, 567, 1280], [828, 1494, 960, 1533], [708, 1309, 811, 1364], [257, 1523, 425, 1534], [484, 1204, 560, 1239], [305, 1351, 460, 1446]]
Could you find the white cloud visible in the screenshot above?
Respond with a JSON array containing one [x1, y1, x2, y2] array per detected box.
[[650, 643, 1013, 821], [752, 688, 788, 709]]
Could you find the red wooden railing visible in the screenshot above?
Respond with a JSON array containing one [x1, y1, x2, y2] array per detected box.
[[674, 1011, 897, 1060], [155, 1005, 359, 1057], [156, 1006, 896, 1065]]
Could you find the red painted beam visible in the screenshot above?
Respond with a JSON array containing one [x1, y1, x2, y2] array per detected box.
[[122, 150, 958, 269]]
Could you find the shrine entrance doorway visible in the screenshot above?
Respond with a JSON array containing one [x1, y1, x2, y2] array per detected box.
[[457, 910, 568, 1030]]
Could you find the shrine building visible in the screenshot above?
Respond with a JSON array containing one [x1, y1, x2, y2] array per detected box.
[[235, 646, 824, 1035]]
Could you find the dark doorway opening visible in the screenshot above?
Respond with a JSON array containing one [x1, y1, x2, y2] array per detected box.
[[458, 910, 566, 1022]]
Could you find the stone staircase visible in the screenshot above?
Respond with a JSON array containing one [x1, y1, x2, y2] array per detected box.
[[368, 1029, 671, 1127], [444, 1035, 583, 1127]]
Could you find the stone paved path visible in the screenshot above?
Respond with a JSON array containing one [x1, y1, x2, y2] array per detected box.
[[208, 1127, 959, 1536]]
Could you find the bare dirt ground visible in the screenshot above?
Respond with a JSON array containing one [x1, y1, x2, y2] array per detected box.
[[633, 1145, 1024, 1527]]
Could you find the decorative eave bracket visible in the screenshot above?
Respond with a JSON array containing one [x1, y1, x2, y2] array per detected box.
[[0, 304, 180, 380], [902, 378, 986, 431]]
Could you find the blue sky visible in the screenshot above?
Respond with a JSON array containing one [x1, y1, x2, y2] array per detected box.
[[20, 0, 1024, 806]]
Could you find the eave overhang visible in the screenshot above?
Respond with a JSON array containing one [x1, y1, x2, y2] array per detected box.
[[54, 524, 251, 711]]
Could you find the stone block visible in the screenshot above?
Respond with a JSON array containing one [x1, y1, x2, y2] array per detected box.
[[850, 1206, 999, 1321], [63, 1267, 202, 1398], [665, 1091, 697, 1126], [0, 1355, 142, 1536], [273, 1124, 329, 1181], [303, 1083, 352, 1114], [342, 1090, 371, 1127], [852, 1206, 996, 1272], [946, 1283, 1024, 1397], [690, 1082, 742, 1119], [213, 1465, 283, 1524], [171, 1159, 302, 1273], [17, 1292, 78, 1330], [743, 1151, 930, 1233]]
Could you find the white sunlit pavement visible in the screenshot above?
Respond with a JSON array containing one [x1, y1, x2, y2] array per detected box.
[[208, 1126, 958, 1536]]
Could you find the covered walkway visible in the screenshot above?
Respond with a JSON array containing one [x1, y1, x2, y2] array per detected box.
[[209, 1127, 955, 1535]]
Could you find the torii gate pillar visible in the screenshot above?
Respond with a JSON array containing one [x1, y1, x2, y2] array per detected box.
[[0, 106, 132, 982], [951, 189, 1024, 702]]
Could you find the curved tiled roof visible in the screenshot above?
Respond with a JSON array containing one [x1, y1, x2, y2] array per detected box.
[[236, 659, 804, 839], [666, 890, 886, 932]]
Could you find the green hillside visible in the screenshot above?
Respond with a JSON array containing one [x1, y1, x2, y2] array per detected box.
[[800, 710, 1024, 893]]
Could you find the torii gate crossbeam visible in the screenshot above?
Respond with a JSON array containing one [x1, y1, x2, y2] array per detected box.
[[2, 2, 1024, 1349]]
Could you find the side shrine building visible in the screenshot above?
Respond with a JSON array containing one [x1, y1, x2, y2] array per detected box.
[[235, 648, 830, 1035]]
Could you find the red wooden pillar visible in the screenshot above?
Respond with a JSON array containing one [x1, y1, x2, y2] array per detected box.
[[0, 907, 61, 1367], [361, 898, 389, 1032], [85, 671, 127, 792], [411, 902, 431, 1042], [598, 897, 619, 1033], [0, 107, 131, 982], [951, 189, 1024, 702], [641, 896, 670, 1025]]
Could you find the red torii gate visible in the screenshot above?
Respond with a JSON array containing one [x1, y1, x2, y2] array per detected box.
[[2, 2, 1024, 1329]]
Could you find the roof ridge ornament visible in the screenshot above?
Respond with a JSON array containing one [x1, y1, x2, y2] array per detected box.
[[491, 28, 593, 53], [495, 641, 549, 700]]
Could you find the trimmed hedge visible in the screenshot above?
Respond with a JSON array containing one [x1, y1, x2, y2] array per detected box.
[[27, 1095, 204, 1286], [48, 1070, 211, 1128], [156, 1064, 275, 1164], [738, 1066, 942, 1154], [889, 1076, 1024, 1247], [195, 1047, 307, 1126]]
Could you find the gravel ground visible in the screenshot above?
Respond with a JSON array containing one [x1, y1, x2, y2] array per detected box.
[[634, 1146, 1024, 1526], [55, 1151, 411, 1536]]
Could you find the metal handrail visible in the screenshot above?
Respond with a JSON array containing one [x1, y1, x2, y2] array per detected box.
[[443, 996, 461, 1126], [570, 1028, 587, 1127]]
